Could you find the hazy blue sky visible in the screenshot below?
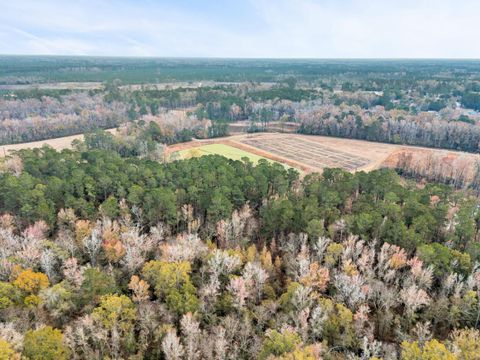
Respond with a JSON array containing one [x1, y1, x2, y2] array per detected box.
[[0, 0, 478, 58]]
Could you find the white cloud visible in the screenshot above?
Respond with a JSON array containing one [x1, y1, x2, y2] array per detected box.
[[249, 0, 480, 58], [0, 0, 479, 57]]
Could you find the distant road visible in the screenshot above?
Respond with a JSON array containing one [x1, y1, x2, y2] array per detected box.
[[0, 128, 118, 157]]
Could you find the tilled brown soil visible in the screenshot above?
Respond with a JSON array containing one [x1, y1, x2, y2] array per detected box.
[[240, 136, 369, 171], [167, 133, 396, 173]]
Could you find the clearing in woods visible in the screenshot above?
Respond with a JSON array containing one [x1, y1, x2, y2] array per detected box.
[[5, 131, 478, 177], [167, 132, 480, 176], [167, 133, 397, 173]]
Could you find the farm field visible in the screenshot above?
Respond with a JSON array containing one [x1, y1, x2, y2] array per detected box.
[[167, 133, 480, 176], [229, 134, 394, 173], [240, 136, 370, 171], [174, 143, 288, 167], [166, 133, 398, 173]]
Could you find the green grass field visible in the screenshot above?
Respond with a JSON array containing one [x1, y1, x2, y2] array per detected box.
[[176, 143, 284, 166]]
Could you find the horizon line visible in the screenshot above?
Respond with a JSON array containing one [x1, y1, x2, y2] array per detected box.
[[1, 54, 480, 61]]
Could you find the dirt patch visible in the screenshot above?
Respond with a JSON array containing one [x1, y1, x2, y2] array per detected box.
[[239, 136, 369, 171], [165, 138, 221, 157]]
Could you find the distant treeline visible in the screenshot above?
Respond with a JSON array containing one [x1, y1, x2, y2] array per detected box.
[[3, 56, 480, 84], [299, 113, 480, 153]]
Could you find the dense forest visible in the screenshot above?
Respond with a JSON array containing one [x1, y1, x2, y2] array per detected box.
[[0, 92, 127, 145], [1, 58, 480, 359], [0, 145, 480, 359], [297, 107, 480, 153], [2, 57, 480, 84]]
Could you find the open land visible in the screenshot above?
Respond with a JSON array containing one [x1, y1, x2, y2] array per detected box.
[[167, 133, 400, 173], [3, 130, 479, 180], [0, 128, 118, 157], [167, 133, 480, 176]]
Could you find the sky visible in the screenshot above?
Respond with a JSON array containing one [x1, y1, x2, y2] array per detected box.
[[0, 0, 479, 58]]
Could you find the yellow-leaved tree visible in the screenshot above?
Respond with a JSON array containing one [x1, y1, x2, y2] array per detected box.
[[23, 326, 69, 360], [0, 338, 19, 360], [142, 260, 199, 315], [401, 339, 456, 360]]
